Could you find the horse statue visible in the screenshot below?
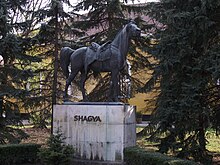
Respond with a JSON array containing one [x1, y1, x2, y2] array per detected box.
[[60, 21, 141, 102]]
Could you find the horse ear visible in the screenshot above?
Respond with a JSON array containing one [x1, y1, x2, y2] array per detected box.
[[126, 23, 131, 32], [129, 19, 136, 24], [126, 20, 132, 32]]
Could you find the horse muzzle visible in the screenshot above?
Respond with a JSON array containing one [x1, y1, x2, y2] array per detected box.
[[134, 29, 141, 38]]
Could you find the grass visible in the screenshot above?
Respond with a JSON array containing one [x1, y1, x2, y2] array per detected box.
[[136, 127, 159, 152], [136, 127, 220, 154], [206, 130, 220, 153]]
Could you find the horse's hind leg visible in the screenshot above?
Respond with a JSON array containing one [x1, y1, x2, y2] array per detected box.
[[63, 70, 78, 101], [80, 70, 88, 101]]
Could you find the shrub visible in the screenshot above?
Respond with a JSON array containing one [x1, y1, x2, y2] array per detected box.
[[124, 147, 199, 165], [0, 143, 41, 165], [38, 132, 74, 165]]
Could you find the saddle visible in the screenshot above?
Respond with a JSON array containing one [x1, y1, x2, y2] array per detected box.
[[90, 41, 111, 54], [84, 41, 112, 73]]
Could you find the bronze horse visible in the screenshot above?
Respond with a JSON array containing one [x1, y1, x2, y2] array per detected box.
[[60, 21, 141, 102]]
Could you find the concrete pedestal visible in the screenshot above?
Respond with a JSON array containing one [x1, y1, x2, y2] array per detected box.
[[53, 102, 136, 164]]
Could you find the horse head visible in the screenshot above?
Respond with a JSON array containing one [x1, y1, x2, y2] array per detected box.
[[126, 21, 141, 38]]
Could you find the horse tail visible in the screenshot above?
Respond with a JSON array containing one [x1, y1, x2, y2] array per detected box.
[[60, 47, 75, 79]]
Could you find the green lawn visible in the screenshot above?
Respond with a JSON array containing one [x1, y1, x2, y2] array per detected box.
[[206, 130, 220, 153], [136, 127, 220, 154]]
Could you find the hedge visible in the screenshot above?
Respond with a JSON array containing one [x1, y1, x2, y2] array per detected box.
[[0, 143, 41, 165], [124, 147, 199, 165]]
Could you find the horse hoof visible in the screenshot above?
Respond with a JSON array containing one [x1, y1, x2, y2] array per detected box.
[[82, 98, 89, 102], [63, 96, 69, 102], [108, 98, 114, 102], [63, 99, 68, 102], [114, 99, 119, 102]]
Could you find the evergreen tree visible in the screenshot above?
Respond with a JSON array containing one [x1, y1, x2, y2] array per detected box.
[[23, 0, 75, 128], [143, 0, 220, 163], [0, 0, 42, 143]]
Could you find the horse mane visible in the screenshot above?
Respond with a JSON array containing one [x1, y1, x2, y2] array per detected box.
[[113, 23, 129, 38]]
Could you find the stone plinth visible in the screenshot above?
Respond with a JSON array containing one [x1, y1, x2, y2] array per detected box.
[[53, 102, 136, 163]]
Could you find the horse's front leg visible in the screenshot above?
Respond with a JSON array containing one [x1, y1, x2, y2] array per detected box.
[[80, 70, 88, 102], [109, 70, 119, 102], [108, 80, 114, 102]]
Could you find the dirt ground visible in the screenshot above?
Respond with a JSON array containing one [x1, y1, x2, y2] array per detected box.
[[213, 155, 220, 165], [21, 127, 220, 164], [21, 127, 51, 146]]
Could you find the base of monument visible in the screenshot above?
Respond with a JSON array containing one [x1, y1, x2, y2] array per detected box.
[[72, 158, 126, 165], [53, 103, 136, 162]]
